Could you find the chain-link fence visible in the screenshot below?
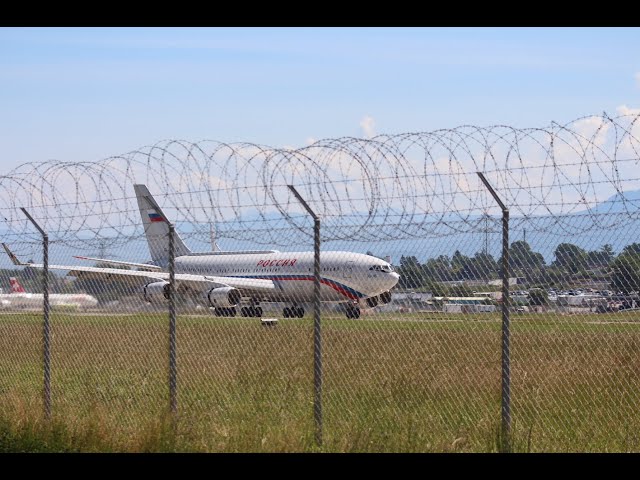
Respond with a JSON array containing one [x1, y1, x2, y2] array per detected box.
[[1, 113, 639, 452]]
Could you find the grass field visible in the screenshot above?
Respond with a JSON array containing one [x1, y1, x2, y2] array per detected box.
[[1, 310, 640, 452]]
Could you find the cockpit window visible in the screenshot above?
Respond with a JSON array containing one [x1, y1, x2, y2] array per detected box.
[[370, 264, 394, 273]]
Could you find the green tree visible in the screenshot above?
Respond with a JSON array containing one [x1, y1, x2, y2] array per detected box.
[[449, 284, 473, 297], [426, 281, 449, 297], [464, 252, 498, 280], [500, 240, 546, 273], [451, 250, 471, 280], [611, 253, 640, 294], [553, 243, 587, 274], [397, 256, 426, 289], [602, 244, 615, 263], [621, 243, 640, 256], [538, 265, 568, 289], [528, 288, 549, 306], [586, 244, 615, 268], [423, 255, 452, 282]]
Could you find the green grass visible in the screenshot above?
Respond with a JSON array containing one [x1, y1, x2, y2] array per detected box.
[[1, 310, 640, 452]]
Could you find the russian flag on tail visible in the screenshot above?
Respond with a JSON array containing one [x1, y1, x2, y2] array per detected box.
[[147, 209, 165, 223], [9, 277, 26, 293]]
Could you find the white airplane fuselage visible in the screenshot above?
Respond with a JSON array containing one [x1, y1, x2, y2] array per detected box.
[[175, 250, 399, 304], [1, 184, 401, 318], [0, 293, 99, 309]]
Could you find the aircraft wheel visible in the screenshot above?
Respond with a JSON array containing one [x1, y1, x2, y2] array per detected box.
[[345, 305, 360, 319], [296, 307, 304, 318], [241, 307, 248, 317], [283, 307, 290, 318], [256, 307, 263, 318]]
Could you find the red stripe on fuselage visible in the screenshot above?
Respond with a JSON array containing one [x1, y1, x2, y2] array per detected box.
[[258, 276, 359, 300]]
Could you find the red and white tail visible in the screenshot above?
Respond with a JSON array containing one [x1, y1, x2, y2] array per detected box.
[[9, 277, 26, 294]]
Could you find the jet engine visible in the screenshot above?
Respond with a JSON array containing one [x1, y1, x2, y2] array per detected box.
[[143, 281, 170, 304], [206, 286, 241, 308]]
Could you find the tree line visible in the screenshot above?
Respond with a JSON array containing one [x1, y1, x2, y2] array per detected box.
[[394, 241, 640, 294]]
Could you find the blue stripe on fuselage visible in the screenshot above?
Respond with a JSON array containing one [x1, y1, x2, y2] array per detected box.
[[232, 274, 365, 299]]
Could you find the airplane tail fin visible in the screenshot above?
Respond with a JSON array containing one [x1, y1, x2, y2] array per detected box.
[[133, 184, 192, 266], [2, 243, 28, 266], [9, 277, 26, 294]]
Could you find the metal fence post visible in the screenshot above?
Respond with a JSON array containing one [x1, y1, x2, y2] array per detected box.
[[168, 223, 177, 419], [476, 173, 511, 452], [20, 208, 51, 420], [287, 185, 323, 447], [144, 195, 177, 421]]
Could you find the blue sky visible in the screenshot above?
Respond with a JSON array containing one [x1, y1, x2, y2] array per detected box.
[[1, 27, 639, 170]]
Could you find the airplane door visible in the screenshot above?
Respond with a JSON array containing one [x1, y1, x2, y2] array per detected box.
[[344, 261, 355, 279]]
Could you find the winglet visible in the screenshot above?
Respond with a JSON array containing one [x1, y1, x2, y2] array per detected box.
[[2, 243, 28, 266]]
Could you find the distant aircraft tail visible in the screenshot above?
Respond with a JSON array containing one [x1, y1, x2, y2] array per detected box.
[[9, 277, 26, 294], [210, 223, 221, 252], [133, 184, 192, 267]]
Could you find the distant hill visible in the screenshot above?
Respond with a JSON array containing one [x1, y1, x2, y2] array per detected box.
[[578, 189, 640, 214], [2, 189, 640, 269]]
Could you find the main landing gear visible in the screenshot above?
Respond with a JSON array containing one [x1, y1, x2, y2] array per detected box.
[[240, 299, 263, 318], [345, 303, 361, 319], [240, 305, 263, 317], [214, 307, 237, 317], [283, 304, 304, 318]]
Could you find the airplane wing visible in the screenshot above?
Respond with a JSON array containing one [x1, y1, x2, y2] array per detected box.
[[2, 243, 276, 295], [33, 262, 277, 293], [73, 255, 162, 271]]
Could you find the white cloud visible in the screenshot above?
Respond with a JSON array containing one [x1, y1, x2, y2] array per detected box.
[[305, 137, 316, 145], [616, 104, 640, 116], [613, 105, 640, 163], [359, 115, 376, 139]]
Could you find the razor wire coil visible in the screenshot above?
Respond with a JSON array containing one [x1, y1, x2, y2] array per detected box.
[[0, 112, 638, 248]]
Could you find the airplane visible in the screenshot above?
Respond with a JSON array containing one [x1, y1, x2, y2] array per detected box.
[[2, 184, 400, 319], [0, 276, 98, 309]]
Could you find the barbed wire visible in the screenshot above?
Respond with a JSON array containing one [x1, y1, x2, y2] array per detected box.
[[0, 112, 639, 247]]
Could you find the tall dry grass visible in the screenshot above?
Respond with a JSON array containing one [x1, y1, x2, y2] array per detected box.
[[1, 311, 639, 451]]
